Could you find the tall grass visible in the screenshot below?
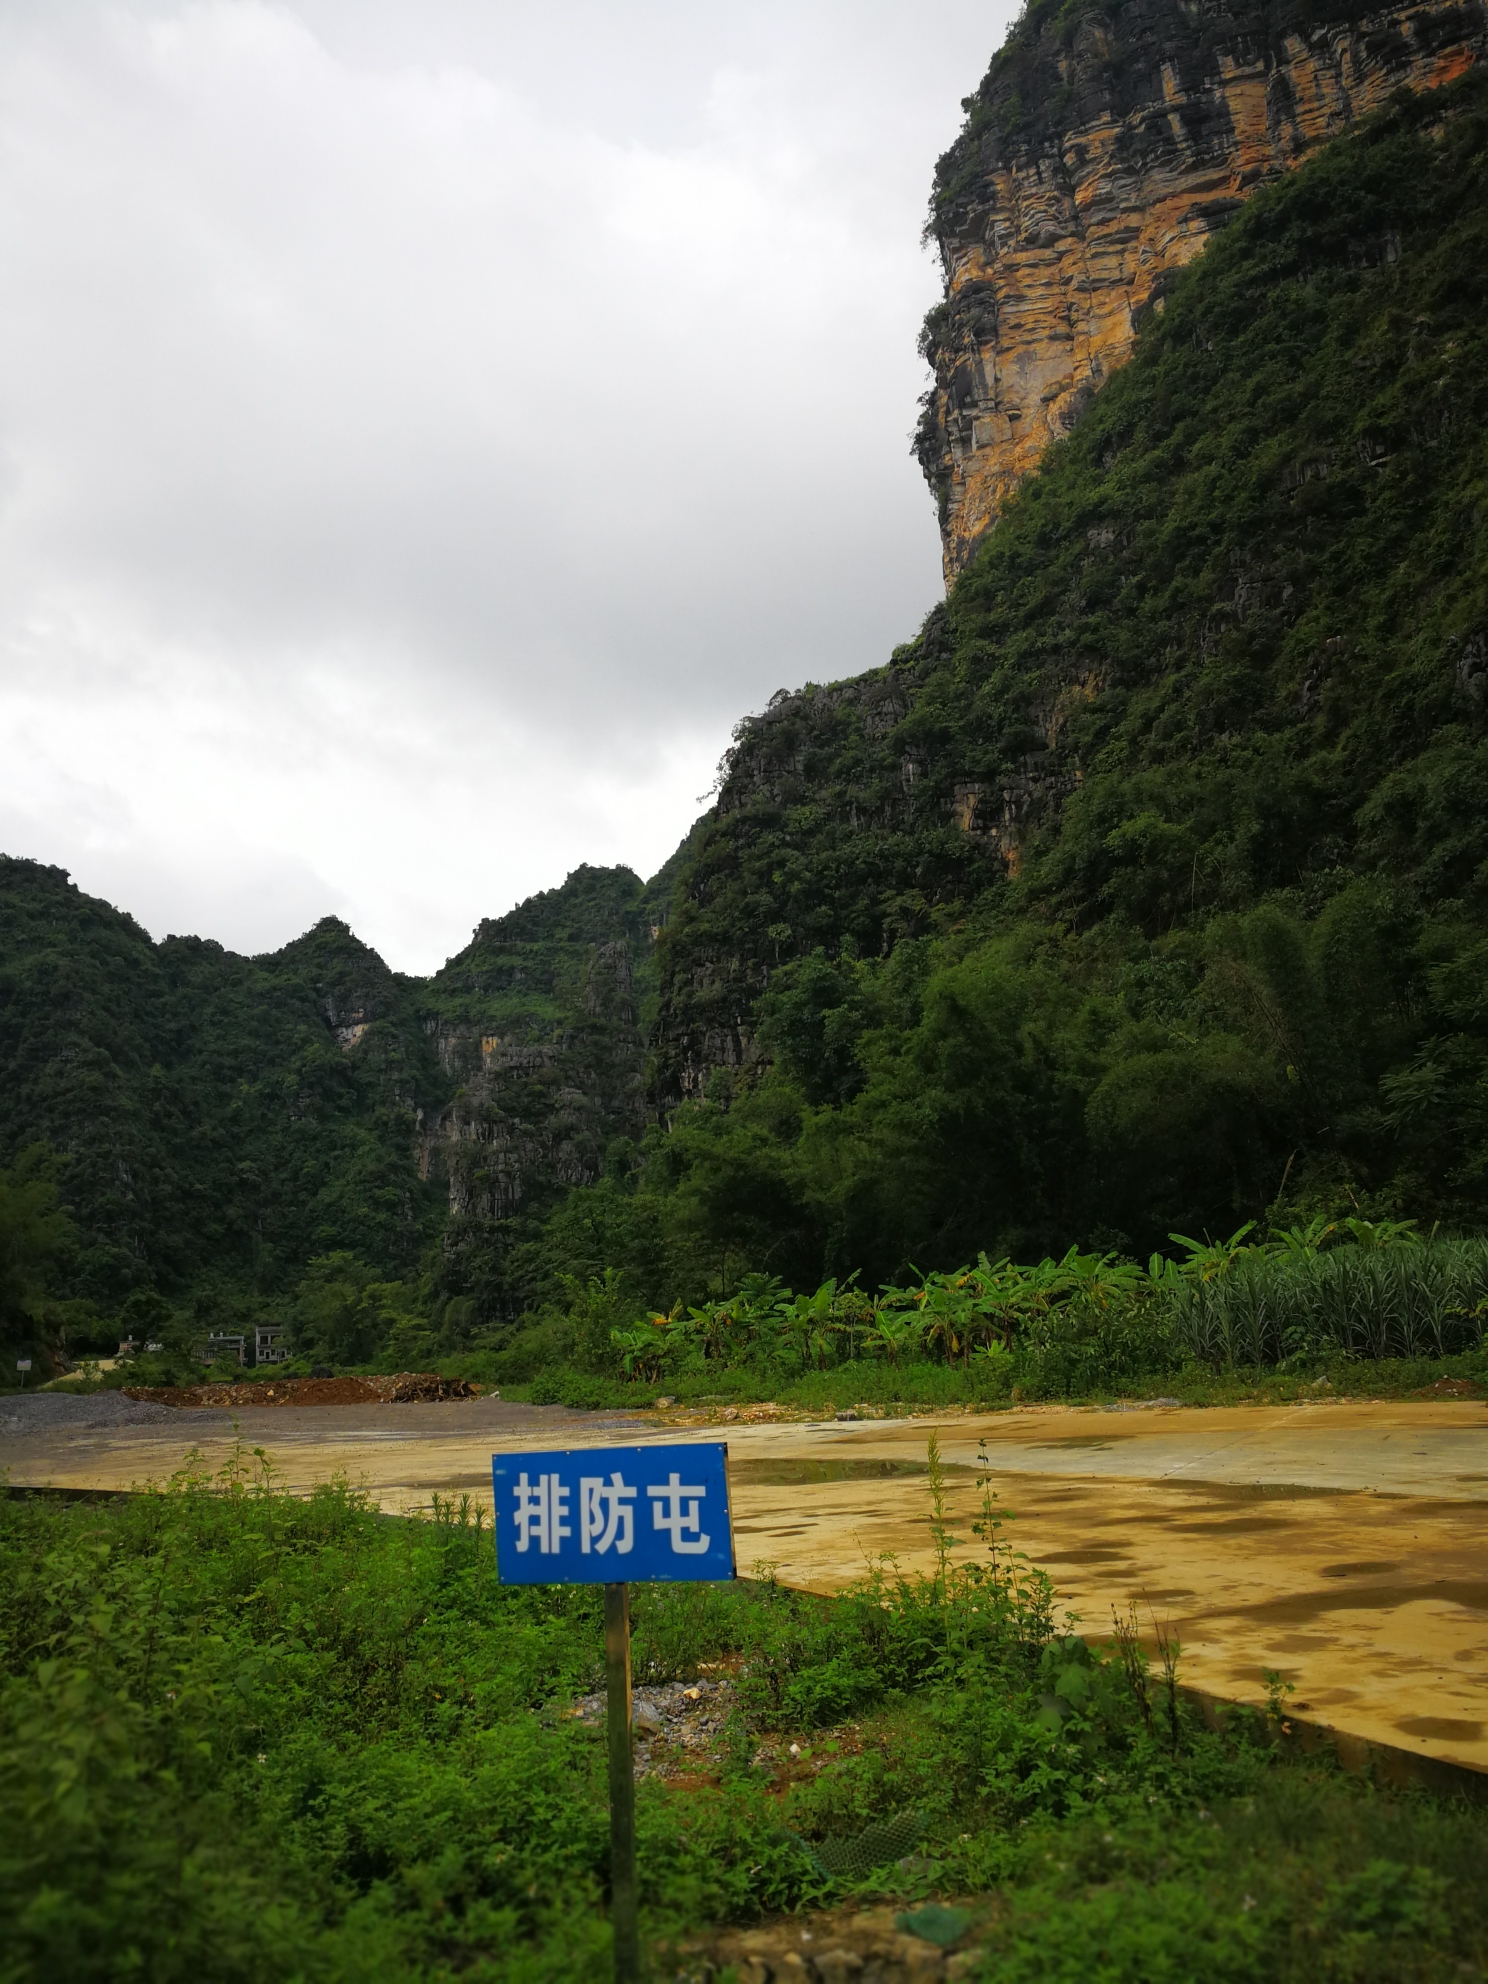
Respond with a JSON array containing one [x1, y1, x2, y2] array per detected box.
[[584, 1227, 1488, 1394], [1163, 1240, 1488, 1368]]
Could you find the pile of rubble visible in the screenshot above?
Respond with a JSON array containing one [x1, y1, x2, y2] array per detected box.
[[0, 1390, 184, 1433], [563, 1674, 732, 1777], [123, 1372, 482, 1410], [668, 1902, 988, 1982]]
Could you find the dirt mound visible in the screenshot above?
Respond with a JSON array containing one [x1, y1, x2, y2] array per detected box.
[[1412, 1376, 1483, 1399], [123, 1372, 482, 1410]]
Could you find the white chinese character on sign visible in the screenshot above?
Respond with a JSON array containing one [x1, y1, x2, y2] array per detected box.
[[647, 1470, 710, 1554], [512, 1471, 571, 1554], [580, 1472, 637, 1555]]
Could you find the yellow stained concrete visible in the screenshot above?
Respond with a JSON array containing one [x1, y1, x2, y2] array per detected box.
[[5, 1396, 1487, 1776]]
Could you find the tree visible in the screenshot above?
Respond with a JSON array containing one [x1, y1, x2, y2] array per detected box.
[[0, 1146, 74, 1356], [292, 1252, 413, 1367]]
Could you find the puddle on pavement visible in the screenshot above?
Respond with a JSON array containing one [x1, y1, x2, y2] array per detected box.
[[1029, 1435, 1138, 1450], [1163, 1479, 1342, 1503], [727, 1458, 973, 1486], [1169, 1516, 1299, 1535], [1395, 1715, 1485, 1742], [1038, 1545, 1137, 1564], [1224, 1580, 1488, 1625], [1321, 1561, 1400, 1578]]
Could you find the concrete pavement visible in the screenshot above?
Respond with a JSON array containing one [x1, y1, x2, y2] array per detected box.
[[4, 1392, 1486, 1778]]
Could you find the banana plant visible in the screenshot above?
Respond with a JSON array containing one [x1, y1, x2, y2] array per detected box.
[[1270, 1213, 1339, 1257], [912, 1267, 983, 1365], [1167, 1222, 1258, 1281], [610, 1325, 668, 1383], [683, 1303, 732, 1362], [831, 1276, 872, 1362], [773, 1279, 841, 1368], [719, 1272, 787, 1358], [1341, 1215, 1420, 1250], [864, 1310, 925, 1365], [1059, 1248, 1145, 1310]]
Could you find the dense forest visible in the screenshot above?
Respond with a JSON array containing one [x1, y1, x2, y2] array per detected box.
[[0, 854, 678, 1361], [4, 81, 1488, 1380]]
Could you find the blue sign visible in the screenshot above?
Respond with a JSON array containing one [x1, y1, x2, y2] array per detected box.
[[491, 1443, 735, 1584]]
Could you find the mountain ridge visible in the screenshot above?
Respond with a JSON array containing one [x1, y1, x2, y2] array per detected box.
[[6, 51, 1488, 1345], [0, 849, 689, 1330]]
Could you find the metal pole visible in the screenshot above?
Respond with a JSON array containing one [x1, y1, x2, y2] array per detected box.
[[604, 1581, 639, 1983]]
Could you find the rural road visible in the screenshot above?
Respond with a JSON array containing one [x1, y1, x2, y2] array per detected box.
[[4, 1393, 1486, 1779]]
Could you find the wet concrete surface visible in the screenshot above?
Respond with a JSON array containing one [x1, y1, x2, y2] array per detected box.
[[4, 1394, 1486, 1776]]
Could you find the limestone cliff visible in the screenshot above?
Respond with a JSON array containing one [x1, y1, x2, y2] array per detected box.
[[916, 0, 1484, 580], [418, 936, 646, 1228], [410, 865, 681, 1306]]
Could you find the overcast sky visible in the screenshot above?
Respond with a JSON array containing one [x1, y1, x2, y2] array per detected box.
[[0, 0, 1014, 974]]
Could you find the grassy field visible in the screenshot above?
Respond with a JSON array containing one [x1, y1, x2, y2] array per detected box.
[[22, 1342, 1485, 1418], [2, 1444, 1486, 1981], [500, 1348, 1488, 1416]]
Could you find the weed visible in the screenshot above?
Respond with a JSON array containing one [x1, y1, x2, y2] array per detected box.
[[1, 1468, 1486, 1979]]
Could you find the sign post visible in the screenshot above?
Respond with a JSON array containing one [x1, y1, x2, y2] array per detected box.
[[15, 1359, 31, 1388], [491, 1443, 736, 1984], [604, 1582, 638, 1980]]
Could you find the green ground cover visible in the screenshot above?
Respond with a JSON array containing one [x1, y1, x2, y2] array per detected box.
[[446, 1219, 1488, 1412], [2, 1449, 1485, 1981], [28, 1213, 1485, 1415]]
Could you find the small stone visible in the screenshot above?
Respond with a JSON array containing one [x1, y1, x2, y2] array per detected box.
[[655, 1395, 676, 1408], [813, 1951, 864, 1983], [723, 1406, 740, 1421], [684, 1685, 701, 1700], [835, 1408, 859, 1421]]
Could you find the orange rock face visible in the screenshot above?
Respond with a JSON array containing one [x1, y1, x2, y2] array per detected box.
[[917, 0, 1485, 583]]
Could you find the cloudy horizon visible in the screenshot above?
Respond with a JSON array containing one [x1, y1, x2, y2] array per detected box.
[[0, 0, 1015, 974]]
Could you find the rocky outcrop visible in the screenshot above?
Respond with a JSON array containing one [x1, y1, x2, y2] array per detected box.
[[415, 876, 653, 1232], [917, 0, 1485, 580]]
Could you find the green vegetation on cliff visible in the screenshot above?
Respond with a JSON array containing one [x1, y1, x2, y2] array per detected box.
[[7, 87, 1488, 1382], [645, 80, 1488, 1290], [0, 863, 444, 1326], [0, 857, 675, 1360]]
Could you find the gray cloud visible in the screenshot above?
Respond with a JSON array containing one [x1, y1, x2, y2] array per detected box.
[[0, 0, 1014, 970]]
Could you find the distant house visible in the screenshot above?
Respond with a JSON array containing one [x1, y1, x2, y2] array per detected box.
[[255, 1324, 290, 1366], [200, 1332, 248, 1367]]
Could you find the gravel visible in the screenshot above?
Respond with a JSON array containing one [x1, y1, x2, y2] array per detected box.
[[564, 1674, 734, 1775], [0, 1390, 203, 1433]]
